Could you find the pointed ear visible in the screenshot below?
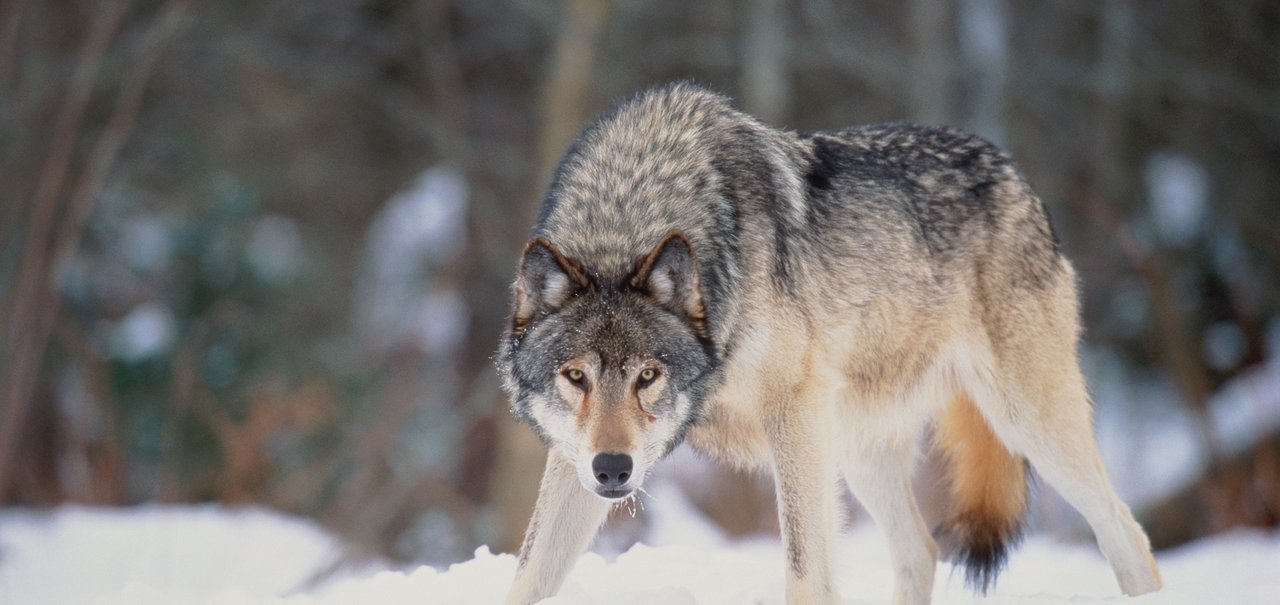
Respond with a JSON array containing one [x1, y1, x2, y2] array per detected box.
[[512, 237, 589, 335], [630, 231, 708, 338]]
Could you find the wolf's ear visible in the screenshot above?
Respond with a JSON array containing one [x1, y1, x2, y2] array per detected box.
[[512, 237, 589, 335], [630, 231, 708, 338]]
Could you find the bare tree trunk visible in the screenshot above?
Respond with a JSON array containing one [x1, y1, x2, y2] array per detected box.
[[957, 0, 1007, 143], [0, 0, 185, 503], [0, 0, 133, 503], [908, 0, 954, 125], [1092, 0, 1221, 465], [0, 0, 25, 88], [740, 0, 789, 123], [1094, 0, 1136, 202], [492, 0, 610, 554], [532, 0, 610, 191]]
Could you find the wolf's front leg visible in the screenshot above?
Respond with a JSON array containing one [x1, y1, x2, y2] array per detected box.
[[505, 448, 611, 605], [765, 386, 840, 604]]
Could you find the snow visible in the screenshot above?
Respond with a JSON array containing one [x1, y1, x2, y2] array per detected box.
[[247, 214, 304, 284], [3, 504, 1277, 605], [0, 505, 359, 605], [353, 165, 470, 355], [1143, 150, 1209, 248], [119, 216, 172, 275], [1092, 354, 1280, 509], [110, 301, 178, 361]]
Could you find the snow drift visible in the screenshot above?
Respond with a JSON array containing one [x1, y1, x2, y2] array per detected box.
[[2, 505, 1277, 604]]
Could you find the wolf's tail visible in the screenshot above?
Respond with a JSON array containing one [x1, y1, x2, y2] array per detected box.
[[932, 393, 1029, 593]]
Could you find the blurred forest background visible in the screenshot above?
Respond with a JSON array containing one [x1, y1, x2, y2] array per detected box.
[[2, 0, 1278, 571]]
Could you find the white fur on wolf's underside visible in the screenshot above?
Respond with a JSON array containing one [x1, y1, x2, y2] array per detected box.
[[17, 505, 1273, 605]]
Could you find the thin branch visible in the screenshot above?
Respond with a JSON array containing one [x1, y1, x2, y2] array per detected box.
[[52, 0, 189, 263], [1069, 187, 1223, 467], [0, 0, 25, 87], [0, 0, 133, 503], [0, 0, 187, 502]]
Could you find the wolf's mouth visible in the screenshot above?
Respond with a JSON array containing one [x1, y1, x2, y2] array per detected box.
[[594, 487, 634, 500]]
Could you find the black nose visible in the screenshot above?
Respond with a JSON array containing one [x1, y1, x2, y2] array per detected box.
[[592, 453, 633, 487]]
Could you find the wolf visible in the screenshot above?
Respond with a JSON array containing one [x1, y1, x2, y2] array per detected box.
[[496, 82, 1162, 605]]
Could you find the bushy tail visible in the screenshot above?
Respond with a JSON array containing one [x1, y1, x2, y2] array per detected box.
[[932, 393, 1029, 593]]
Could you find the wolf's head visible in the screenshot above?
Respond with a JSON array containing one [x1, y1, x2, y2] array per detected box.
[[497, 231, 716, 500]]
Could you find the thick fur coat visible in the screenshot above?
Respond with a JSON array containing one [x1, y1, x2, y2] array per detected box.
[[496, 83, 1161, 605]]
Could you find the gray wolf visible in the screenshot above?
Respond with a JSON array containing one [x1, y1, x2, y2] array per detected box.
[[496, 82, 1161, 604]]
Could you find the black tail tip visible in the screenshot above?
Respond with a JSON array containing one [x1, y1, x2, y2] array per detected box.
[[934, 517, 1025, 594]]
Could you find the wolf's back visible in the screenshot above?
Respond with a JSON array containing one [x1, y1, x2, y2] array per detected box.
[[533, 83, 1065, 350], [801, 122, 1061, 284]]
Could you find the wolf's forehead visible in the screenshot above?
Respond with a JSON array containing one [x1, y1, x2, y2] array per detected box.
[[562, 344, 646, 373], [561, 312, 651, 364]]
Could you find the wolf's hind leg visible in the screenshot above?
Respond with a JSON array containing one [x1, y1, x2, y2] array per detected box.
[[505, 449, 611, 605], [982, 373, 1160, 595], [840, 435, 938, 605], [970, 287, 1162, 595]]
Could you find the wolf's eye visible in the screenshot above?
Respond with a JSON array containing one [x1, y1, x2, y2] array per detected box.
[[563, 368, 586, 387], [637, 367, 659, 388]]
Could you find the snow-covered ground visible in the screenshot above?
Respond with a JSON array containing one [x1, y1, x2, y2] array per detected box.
[[0, 505, 363, 605], [2, 504, 1277, 605]]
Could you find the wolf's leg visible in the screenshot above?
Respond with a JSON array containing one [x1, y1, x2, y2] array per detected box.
[[840, 437, 937, 605], [765, 385, 840, 605], [970, 316, 1162, 595], [505, 448, 611, 605], [986, 376, 1159, 594]]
